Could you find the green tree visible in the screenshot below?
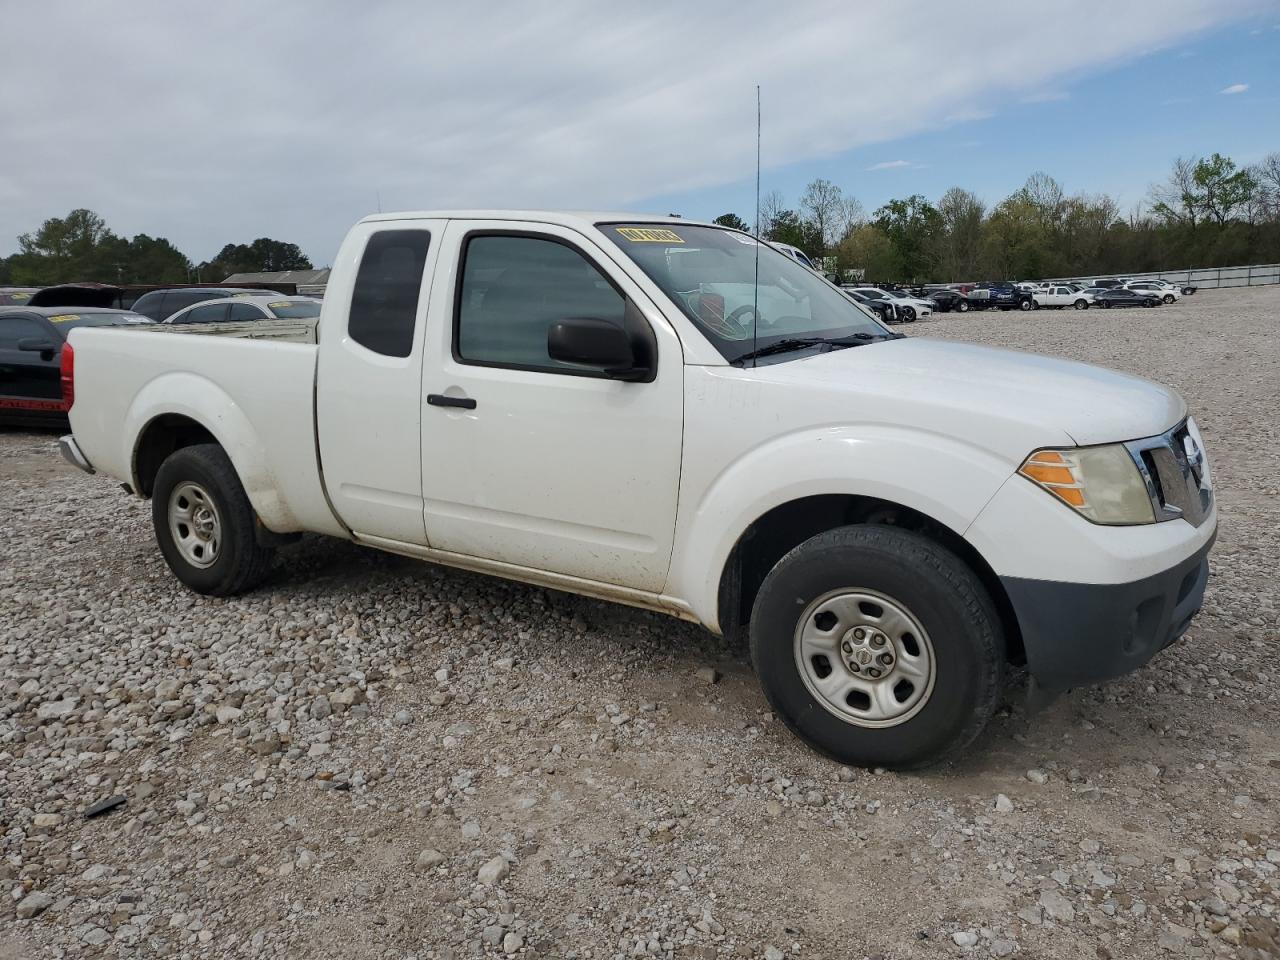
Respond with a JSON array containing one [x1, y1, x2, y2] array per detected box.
[[934, 187, 985, 280], [199, 238, 313, 280], [1192, 153, 1258, 226], [10, 209, 117, 284], [764, 210, 823, 255], [4, 208, 193, 284], [122, 234, 191, 283], [873, 195, 940, 281], [713, 213, 749, 231], [836, 225, 899, 280], [980, 196, 1047, 279]]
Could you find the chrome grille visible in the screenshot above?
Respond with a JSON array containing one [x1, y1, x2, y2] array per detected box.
[[1125, 419, 1213, 527]]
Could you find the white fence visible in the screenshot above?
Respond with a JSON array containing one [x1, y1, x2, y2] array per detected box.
[[1049, 263, 1280, 290]]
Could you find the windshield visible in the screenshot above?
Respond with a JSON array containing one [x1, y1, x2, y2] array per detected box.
[[265, 300, 321, 319], [602, 223, 886, 363]]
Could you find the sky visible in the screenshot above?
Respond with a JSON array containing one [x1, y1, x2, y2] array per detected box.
[[1, 0, 1277, 268]]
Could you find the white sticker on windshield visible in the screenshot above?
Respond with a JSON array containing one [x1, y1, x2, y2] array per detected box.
[[731, 234, 758, 245]]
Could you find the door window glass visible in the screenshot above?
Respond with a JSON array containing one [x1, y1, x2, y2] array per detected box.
[[228, 302, 266, 321], [172, 303, 229, 324], [0, 316, 48, 349], [455, 235, 626, 373]]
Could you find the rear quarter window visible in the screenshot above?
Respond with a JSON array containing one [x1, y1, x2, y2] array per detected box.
[[348, 230, 431, 357]]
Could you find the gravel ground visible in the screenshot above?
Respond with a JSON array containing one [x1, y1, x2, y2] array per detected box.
[[2, 286, 1277, 960]]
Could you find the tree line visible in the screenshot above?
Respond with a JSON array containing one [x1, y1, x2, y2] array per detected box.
[[0, 209, 313, 286], [717, 151, 1280, 283]]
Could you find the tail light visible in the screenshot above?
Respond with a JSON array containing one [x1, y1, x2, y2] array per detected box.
[[59, 342, 75, 411]]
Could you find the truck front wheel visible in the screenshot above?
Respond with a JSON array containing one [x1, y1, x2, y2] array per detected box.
[[749, 525, 1004, 769], [152, 443, 275, 596]]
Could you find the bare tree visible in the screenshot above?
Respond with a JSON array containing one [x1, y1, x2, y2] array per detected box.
[[756, 190, 785, 237], [839, 197, 867, 242], [1020, 172, 1065, 229], [1248, 152, 1280, 220], [1149, 156, 1201, 228], [800, 178, 846, 253]]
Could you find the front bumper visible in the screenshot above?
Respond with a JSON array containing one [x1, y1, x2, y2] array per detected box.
[[59, 434, 95, 474], [1000, 532, 1214, 690]]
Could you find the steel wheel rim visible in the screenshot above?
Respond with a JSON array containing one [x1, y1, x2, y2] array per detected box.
[[168, 481, 222, 569], [793, 588, 936, 728]]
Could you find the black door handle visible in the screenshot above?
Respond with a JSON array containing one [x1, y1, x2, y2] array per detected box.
[[427, 393, 477, 410]]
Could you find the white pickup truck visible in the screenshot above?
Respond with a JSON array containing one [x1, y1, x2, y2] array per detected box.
[[61, 211, 1217, 768]]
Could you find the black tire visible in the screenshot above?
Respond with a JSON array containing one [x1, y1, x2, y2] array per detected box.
[[957, 299, 970, 312], [1018, 298, 1033, 311], [152, 443, 275, 596], [901, 307, 916, 322], [1143, 299, 1155, 308], [1101, 300, 1111, 308], [1074, 299, 1089, 310], [1163, 294, 1175, 304], [748, 525, 1004, 769]]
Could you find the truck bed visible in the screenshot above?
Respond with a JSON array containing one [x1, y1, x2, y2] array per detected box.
[[67, 322, 339, 536], [136, 317, 319, 344]]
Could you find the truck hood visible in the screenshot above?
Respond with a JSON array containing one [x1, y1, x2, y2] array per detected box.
[[758, 336, 1185, 457]]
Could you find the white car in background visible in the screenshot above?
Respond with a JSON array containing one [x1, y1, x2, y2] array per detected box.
[[771, 242, 819, 271], [1034, 284, 1095, 310], [1125, 280, 1180, 304], [164, 296, 323, 325], [847, 287, 934, 322]]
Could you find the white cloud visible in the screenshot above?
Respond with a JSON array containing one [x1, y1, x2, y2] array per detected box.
[[866, 160, 912, 170], [1220, 82, 1250, 93], [0, 0, 1269, 263]]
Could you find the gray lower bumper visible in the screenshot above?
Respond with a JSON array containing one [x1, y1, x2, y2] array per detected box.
[[59, 434, 94, 474], [1001, 532, 1215, 691]]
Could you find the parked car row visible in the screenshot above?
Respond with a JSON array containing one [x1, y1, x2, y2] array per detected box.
[[1, 284, 321, 427]]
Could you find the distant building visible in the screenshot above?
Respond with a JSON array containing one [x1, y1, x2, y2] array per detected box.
[[222, 269, 330, 296]]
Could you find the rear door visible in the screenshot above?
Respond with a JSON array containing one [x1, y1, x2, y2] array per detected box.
[[416, 220, 684, 591], [316, 220, 445, 542]]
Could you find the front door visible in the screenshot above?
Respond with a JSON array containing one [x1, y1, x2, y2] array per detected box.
[[316, 220, 445, 542], [0, 314, 59, 413], [418, 221, 684, 592]]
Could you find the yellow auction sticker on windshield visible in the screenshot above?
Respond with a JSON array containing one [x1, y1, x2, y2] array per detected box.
[[616, 227, 684, 243], [48, 314, 81, 323], [268, 301, 292, 309]]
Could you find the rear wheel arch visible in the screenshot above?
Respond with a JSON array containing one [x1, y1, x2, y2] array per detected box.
[[133, 413, 219, 497], [716, 494, 1024, 666]]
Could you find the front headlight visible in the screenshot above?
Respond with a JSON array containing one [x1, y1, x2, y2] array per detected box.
[[1018, 445, 1155, 525]]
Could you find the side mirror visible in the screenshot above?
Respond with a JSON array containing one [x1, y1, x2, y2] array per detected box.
[[18, 338, 56, 355], [547, 317, 648, 380]]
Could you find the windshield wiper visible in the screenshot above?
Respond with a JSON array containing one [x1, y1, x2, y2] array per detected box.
[[732, 332, 896, 366]]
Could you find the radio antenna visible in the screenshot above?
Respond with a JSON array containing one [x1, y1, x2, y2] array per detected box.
[[752, 84, 761, 367]]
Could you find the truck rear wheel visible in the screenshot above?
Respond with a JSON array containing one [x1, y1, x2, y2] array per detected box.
[[748, 525, 1004, 769], [152, 443, 274, 596]]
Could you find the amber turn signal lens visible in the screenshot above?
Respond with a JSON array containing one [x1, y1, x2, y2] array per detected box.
[[1020, 462, 1076, 485], [1018, 450, 1087, 509]]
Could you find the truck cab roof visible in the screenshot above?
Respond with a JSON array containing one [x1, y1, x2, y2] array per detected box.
[[358, 210, 707, 230]]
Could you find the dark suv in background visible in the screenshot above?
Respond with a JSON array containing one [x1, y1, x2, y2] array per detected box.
[[129, 287, 278, 322]]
